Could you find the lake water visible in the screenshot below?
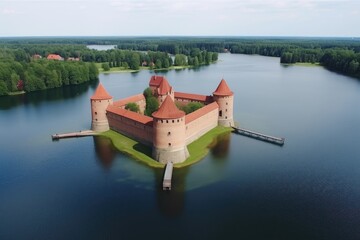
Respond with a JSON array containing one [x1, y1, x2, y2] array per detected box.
[[1, 54, 360, 240]]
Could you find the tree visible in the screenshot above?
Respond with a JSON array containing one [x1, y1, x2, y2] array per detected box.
[[10, 73, 20, 91], [145, 96, 159, 116], [174, 54, 187, 66], [163, 58, 170, 68], [125, 102, 140, 113], [0, 81, 8, 96], [129, 53, 140, 70], [88, 62, 99, 81], [101, 63, 110, 71], [194, 56, 199, 67], [179, 102, 204, 114], [143, 87, 153, 98], [155, 59, 162, 69]]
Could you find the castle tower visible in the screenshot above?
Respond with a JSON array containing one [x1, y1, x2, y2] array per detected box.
[[149, 75, 174, 103], [90, 83, 113, 132], [213, 79, 234, 127], [156, 77, 174, 103], [152, 96, 189, 164]]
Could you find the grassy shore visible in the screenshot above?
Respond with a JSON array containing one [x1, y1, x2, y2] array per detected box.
[[8, 91, 25, 96], [96, 62, 215, 73], [100, 126, 233, 168], [284, 62, 321, 67]]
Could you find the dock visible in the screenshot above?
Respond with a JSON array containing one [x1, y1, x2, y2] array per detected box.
[[163, 162, 173, 191], [51, 130, 97, 140], [232, 126, 285, 146]]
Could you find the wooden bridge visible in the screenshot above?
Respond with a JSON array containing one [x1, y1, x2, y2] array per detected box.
[[51, 130, 97, 140], [163, 162, 173, 190], [232, 126, 285, 146]]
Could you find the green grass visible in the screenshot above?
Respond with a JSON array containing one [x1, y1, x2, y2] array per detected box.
[[175, 126, 233, 168], [100, 126, 233, 169], [286, 62, 321, 67], [100, 130, 164, 168]]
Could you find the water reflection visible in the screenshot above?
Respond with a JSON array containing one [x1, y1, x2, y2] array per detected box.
[[155, 167, 189, 217], [0, 81, 97, 110], [210, 132, 231, 159], [93, 136, 116, 170]]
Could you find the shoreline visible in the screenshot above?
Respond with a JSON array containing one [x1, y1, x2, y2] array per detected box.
[[98, 62, 217, 73], [100, 126, 233, 168]]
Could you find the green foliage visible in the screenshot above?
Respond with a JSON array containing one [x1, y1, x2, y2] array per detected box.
[[125, 102, 140, 113], [0, 81, 8, 96], [143, 87, 153, 98], [129, 53, 140, 70], [145, 96, 159, 116], [143, 87, 159, 116], [101, 62, 110, 71], [174, 54, 187, 66], [177, 102, 204, 114]]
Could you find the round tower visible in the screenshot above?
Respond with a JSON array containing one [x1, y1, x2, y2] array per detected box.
[[152, 96, 189, 164], [213, 79, 234, 127], [90, 83, 113, 132]]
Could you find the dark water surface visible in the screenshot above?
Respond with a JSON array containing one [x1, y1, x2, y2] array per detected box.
[[1, 54, 360, 240]]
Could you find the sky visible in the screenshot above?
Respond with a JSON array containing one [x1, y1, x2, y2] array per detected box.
[[0, 0, 359, 37]]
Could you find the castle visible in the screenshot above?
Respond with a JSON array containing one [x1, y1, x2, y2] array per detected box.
[[90, 76, 234, 164]]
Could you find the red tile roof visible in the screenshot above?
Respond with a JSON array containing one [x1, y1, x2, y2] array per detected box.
[[152, 95, 185, 119], [113, 94, 145, 107], [157, 77, 172, 95], [91, 83, 112, 100], [47, 54, 63, 60], [213, 79, 233, 96], [185, 102, 219, 124], [107, 105, 153, 125], [174, 92, 213, 103], [149, 75, 167, 87]]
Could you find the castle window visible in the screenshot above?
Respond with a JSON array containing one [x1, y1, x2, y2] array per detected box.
[[226, 109, 227, 112], [172, 120, 174, 123], [219, 110, 222, 117], [225, 116, 227, 119], [166, 120, 168, 123], [168, 132, 171, 136], [95, 119, 98, 121], [161, 120, 163, 123], [95, 112, 97, 115], [177, 119, 179, 122], [168, 143, 171, 147], [226, 102, 228, 105]]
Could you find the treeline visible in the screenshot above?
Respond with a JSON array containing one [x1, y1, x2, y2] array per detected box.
[[0, 58, 98, 96]]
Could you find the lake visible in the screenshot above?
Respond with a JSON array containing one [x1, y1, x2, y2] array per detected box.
[[1, 54, 360, 240]]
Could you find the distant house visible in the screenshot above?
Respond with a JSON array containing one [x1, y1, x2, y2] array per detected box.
[[32, 54, 42, 59], [67, 57, 80, 61], [47, 54, 64, 61]]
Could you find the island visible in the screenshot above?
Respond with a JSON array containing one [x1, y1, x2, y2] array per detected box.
[[90, 75, 234, 166]]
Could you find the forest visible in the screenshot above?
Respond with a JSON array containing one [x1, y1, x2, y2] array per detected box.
[[0, 36, 359, 96]]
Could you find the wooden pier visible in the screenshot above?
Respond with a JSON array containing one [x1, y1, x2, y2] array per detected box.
[[51, 130, 97, 140], [163, 162, 173, 191], [232, 126, 285, 146]]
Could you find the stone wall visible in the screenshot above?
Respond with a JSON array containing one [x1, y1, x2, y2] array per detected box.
[[185, 102, 219, 144], [107, 112, 153, 146]]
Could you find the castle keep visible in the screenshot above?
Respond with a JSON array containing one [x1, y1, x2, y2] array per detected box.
[[90, 76, 234, 164]]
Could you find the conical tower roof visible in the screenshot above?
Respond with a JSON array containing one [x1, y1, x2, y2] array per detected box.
[[213, 79, 233, 96], [91, 83, 112, 100], [157, 78, 172, 95], [152, 95, 185, 119]]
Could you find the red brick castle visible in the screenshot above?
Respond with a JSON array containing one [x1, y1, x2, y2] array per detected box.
[[90, 76, 234, 164]]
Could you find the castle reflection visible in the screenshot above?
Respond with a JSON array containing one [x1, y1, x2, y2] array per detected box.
[[93, 136, 116, 169]]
